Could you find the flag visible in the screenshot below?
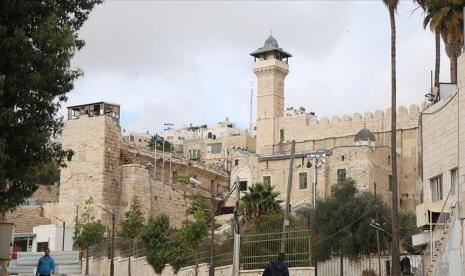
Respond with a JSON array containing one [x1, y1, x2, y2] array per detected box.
[[154, 134, 164, 144]]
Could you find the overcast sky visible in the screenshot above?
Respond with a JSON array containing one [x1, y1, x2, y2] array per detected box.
[[66, 0, 450, 133]]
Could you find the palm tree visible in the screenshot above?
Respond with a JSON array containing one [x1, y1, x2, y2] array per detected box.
[[382, 0, 401, 275], [240, 183, 282, 224], [423, 0, 464, 84], [415, 0, 441, 87]]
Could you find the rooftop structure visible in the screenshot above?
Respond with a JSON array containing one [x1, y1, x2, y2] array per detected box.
[[67, 102, 120, 125]]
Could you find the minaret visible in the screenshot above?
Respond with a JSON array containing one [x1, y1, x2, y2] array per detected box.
[[251, 35, 292, 154]]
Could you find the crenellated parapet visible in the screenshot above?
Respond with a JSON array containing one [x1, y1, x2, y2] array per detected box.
[[277, 104, 420, 142]]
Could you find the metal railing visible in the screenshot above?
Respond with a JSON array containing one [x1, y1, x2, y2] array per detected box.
[[240, 229, 311, 270], [88, 237, 147, 259], [415, 188, 454, 276]]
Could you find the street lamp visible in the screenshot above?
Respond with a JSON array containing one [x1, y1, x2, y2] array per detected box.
[[54, 217, 66, 251], [98, 204, 115, 276], [189, 177, 241, 276], [306, 150, 331, 206]]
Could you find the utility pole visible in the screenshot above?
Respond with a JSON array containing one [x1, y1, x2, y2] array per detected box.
[[98, 205, 115, 276], [209, 180, 216, 276], [374, 183, 381, 276], [232, 177, 241, 276], [281, 140, 296, 253]]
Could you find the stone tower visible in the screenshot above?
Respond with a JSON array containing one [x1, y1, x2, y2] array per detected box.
[[251, 35, 291, 154], [57, 102, 122, 227]]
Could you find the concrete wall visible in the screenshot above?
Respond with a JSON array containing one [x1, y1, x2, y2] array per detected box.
[[83, 257, 314, 276], [32, 224, 74, 252]]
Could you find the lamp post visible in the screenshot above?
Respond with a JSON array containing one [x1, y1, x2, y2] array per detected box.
[[232, 177, 240, 276], [98, 204, 115, 276], [306, 150, 330, 206], [54, 217, 66, 251]]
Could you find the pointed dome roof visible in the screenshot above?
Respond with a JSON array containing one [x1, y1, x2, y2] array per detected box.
[[264, 35, 279, 48], [354, 128, 376, 142], [250, 34, 292, 58]]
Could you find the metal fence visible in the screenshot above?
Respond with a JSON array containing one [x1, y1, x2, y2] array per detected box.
[[240, 229, 311, 270], [317, 255, 421, 276], [88, 237, 147, 259]]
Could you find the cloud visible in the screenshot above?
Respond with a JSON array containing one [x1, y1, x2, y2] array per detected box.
[[66, 0, 447, 132]]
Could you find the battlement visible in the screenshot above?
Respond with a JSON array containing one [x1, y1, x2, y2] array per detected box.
[[276, 104, 420, 143]]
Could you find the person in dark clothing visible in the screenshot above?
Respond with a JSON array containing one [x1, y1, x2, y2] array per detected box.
[[262, 252, 289, 276]]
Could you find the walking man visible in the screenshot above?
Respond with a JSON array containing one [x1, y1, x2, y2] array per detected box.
[[262, 252, 289, 276], [35, 248, 56, 276]]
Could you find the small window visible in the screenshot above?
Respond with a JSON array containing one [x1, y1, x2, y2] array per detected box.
[[265, 161, 269, 169], [208, 132, 213, 139], [388, 155, 391, 165], [337, 169, 346, 185], [280, 129, 285, 143], [451, 168, 458, 195], [299, 172, 307, 190], [235, 159, 239, 166], [389, 175, 393, 191], [431, 175, 443, 202], [139, 139, 142, 142], [263, 176, 271, 186], [301, 157, 305, 166], [341, 155, 345, 161], [239, 181, 248, 191], [37, 242, 49, 252]]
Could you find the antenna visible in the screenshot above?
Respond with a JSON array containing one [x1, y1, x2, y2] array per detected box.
[[249, 81, 254, 137]]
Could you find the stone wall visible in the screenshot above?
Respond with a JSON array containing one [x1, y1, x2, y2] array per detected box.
[[57, 115, 122, 227], [30, 185, 59, 203]]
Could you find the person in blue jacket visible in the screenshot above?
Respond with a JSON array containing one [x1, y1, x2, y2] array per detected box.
[[35, 248, 56, 276], [262, 252, 289, 276]]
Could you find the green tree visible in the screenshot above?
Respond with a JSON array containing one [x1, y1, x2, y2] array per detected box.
[[0, 0, 101, 215], [73, 197, 106, 275], [141, 214, 173, 274], [382, 0, 401, 274], [147, 137, 174, 152], [34, 161, 60, 186], [310, 179, 385, 262], [423, 0, 464, 84], [240, 183, 282, 224], [119, 196, 146, 239], [176, 210, 209, 276]]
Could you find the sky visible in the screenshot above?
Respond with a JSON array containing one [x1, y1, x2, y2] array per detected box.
[[65, 0, 450, 133]]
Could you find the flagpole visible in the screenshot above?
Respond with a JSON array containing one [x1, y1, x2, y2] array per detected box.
[[162, 139, 165, 185], [154, 135, 157, 181]]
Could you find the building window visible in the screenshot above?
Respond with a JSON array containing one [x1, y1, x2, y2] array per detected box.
[[299, 172, 307, 189], [208, 132, 213, 139], [451, 168, 458, 196], [239, 181, 248, 191], [430, 175, 443, 202], [341, 155, 345, 161], [263, 176, 271, 186], [280, 129, 285, 143], [207, 143, 222, 154], [337, 169, 346, 185], [265, 161, 269, 169], [37, 242, 49, 252], [235, 159, 239, 166], [388, 155, 391, 165], [389, 175, 393, 191], [139, 139, 142, 142], [189, 149, 200, 160]]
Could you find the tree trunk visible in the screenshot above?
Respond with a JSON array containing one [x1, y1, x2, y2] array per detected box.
[[389, 8, 401, 276], [434, 30, 440, 88], [451, 50, 458, 84], [85, 247, 90, 276]]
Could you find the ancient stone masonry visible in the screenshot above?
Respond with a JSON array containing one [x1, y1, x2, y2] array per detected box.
[[52, 102, 229, 230]]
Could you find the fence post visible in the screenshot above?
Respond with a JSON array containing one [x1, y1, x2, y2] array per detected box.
[[340, 254, 343, 276]]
